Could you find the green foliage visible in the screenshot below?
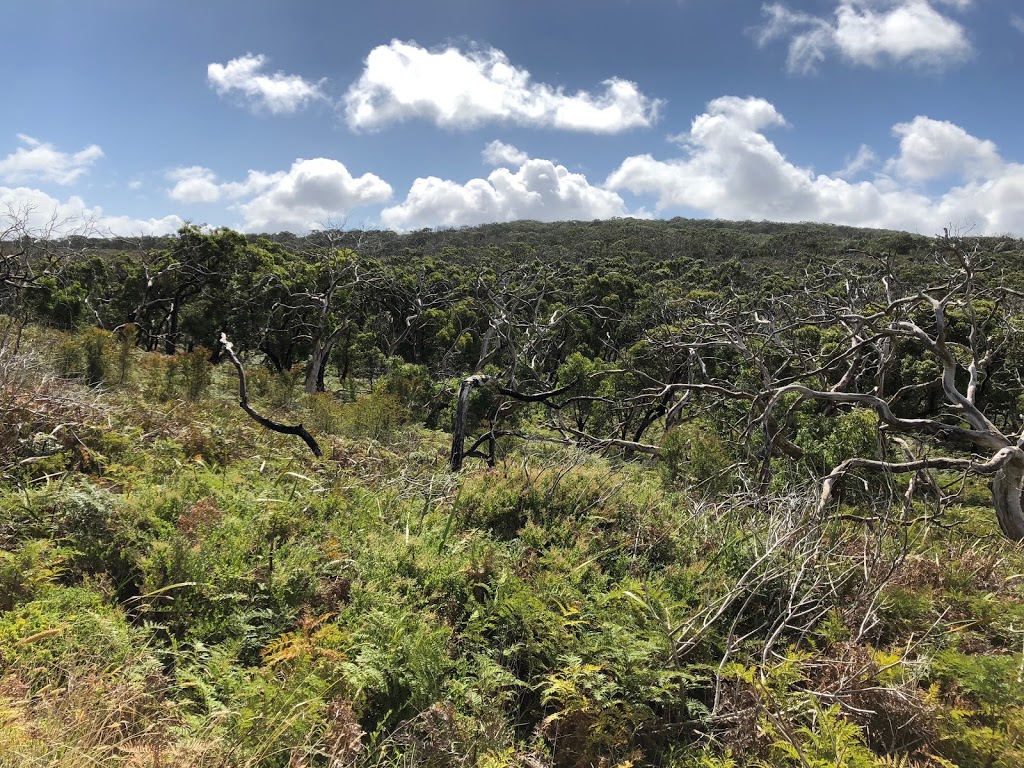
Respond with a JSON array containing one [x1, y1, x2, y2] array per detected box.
[[927, 649, 1024, 767], [0, 539, 62, 612], [795, 406, 880, 474], [138, 348, 213, 401], [177, 347, 213, 400], [0, 587, 153, 675], [659, 418, 735, 495], [342, 607, 454, 729], [8, 222, 1024, 765], [2, 482, 162, 594], [336, 390, 410, 442], [54, 326, 114, 384], [764, 702, 881, 768]]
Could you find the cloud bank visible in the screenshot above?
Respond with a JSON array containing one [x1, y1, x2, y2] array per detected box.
[[381, 159, 629, 230], [167, 159, 392, 233], [0, 135, 104, 186], [606, 95, 1024, 235], [1, 185, 182, 237]]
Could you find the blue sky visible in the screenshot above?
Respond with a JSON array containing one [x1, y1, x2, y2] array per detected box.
[[3, 0, 1023, 236]]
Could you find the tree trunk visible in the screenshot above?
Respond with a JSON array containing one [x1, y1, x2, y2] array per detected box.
[[450, 376, 482, 472], [992, 452, 1024, 541], [339, 327, 353, 381], [304, 324, 348, 394], [220, 334, 322, 458], [165, 299, 179, 355]]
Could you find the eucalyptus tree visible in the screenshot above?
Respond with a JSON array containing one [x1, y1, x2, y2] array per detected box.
[[547, 233, 1024, 541], [1, 205, 97, 338]]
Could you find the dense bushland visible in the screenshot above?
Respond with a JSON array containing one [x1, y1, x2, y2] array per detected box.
[[3, 217, 1024, 766]]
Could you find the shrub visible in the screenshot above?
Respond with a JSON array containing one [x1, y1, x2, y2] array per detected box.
[[303, 391, 347, 434], [138, 348, 213, 401], [338, 391, 409, 442], [53, 327, 114, 384], [177, 346, 213, 400], [659, 419, 735, 496]]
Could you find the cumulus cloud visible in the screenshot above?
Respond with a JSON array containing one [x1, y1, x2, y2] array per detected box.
[[167, 166, 222, 203], [381, 158, 628, 230], [345, 40, 661, 133], [0, 134, 104, 185], [482, 140, 529, 167], [1, 185, 182, 237], [236, 158, 392, 233], [605, 95, 1024, 235], [888, 116, 1001, 181], [208, 54, 327, 114], [163, 159, 390, 232], [758, 1, 973, 73]]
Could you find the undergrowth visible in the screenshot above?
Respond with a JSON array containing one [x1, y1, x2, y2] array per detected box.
[[2, 327, 1024, 767]]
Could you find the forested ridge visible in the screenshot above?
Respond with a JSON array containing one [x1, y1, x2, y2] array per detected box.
[[4, 214, 1024, 767]]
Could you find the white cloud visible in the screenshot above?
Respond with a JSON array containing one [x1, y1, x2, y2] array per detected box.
[[163, 159, 390, 232], [1, 185, 182, 237], [167, 166, 222, 203], [758, 1, 973, 73], [0, 134, 104, 185], [345, 40, 661, 133], [482, 140, 529, 167], [165, 166, 287, 205], [836, 144, 877, 178], [888, 116, 1001, 181], [220, 169, 285, 200], [208, 54, 327, 114], [381, 158, 628, 230], [236, 158, 392, 233], [605, 95, 1024, 235], [1011, 14, 1024, 34]]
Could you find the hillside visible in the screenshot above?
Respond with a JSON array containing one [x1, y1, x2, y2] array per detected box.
[[3, 217, 1024, 766]]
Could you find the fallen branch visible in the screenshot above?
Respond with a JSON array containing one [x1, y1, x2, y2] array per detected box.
[[219, 333, 322, 458]]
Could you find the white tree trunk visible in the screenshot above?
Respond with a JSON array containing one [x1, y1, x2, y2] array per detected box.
[[992, 452, 1024, 541]]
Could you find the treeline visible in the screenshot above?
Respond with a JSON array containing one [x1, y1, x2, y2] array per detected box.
[[8, 217, 1024, 524], [8, 217, 995, 380]]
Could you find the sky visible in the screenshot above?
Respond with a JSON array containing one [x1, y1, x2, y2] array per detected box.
[[3, 0, 1023, 237]]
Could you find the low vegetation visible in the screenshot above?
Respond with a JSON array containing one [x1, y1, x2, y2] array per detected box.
[[3, 216, 1024, 766]]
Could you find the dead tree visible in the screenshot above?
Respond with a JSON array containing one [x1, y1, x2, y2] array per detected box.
[[769, 235, 1024, 539], [449, 375, 576, 471], [219, 334, 322, 458], [612, 234, 1024, 540], [455, 233, 1024, 541]]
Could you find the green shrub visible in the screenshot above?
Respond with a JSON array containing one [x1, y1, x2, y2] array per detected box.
[[112, 322, 138, 385], [177, 346, 213, 400], [53, 327, 114, 384], [138, 348, 213, 401], [4, 482, 164, 596], [0, 586, 151, 673], [659, 419, 735, 496], [338, 391, 409, 442], [303, 391, 346, 434], [0, 539, 62, 611]]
